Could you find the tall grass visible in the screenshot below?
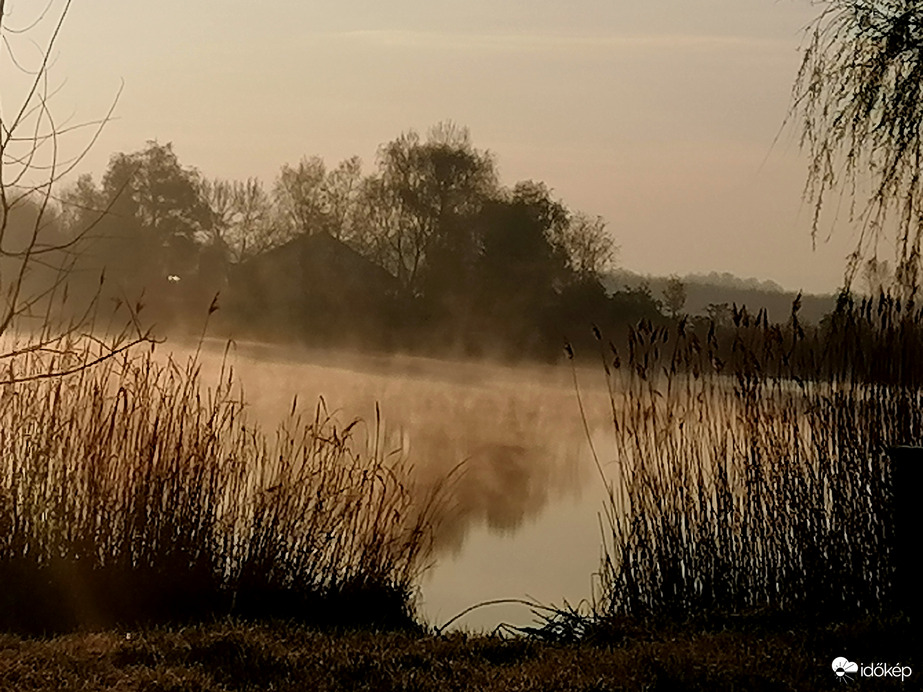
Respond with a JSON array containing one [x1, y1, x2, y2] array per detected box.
[[588, 294, 923, 624], [0, 342, 437, 634]]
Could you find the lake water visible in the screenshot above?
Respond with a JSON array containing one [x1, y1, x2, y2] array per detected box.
[[188, 339, 616, 632]]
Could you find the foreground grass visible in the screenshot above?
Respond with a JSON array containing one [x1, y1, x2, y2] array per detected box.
[[588, 296, 923, 623], [0, 343, 438, 634], [0, 617, 914, 691]]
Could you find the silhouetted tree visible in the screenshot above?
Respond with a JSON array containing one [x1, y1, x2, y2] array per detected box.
[[550, 211, 617, 282], [200, 178, 234, 245], [273, 155, 364, 242], [474, 182, 571, 355], [200, 177, 275, 262], [662, 274, 687, 318], [325, 156, 363, 242], [793, 1, 923, 292], [355, 122, 497, 297], [64, 141, 211, 312], [607, 284, 664, 326], [274, 156, 328, 239]]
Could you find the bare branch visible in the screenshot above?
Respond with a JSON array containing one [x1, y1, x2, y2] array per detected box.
[[0, 0, 154, 374]]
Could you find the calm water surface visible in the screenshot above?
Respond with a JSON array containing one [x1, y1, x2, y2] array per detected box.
[[188, 339, 615, 632]]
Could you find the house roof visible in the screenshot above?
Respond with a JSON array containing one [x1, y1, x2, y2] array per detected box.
[[235, 231, 398, 298]]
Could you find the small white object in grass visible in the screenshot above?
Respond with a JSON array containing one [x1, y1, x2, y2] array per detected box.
[[167, 275, 181, 283]]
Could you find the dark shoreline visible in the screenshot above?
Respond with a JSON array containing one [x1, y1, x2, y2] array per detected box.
[[0, 617, 914, 691]]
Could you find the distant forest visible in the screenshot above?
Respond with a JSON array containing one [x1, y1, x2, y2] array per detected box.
[[606, 270, 836, 326], [4, 123, 837, 360]]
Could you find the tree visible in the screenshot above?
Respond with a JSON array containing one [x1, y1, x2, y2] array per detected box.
[[200, 177, 275, 262], [273, 155, 363, 241], [69, 141, 211, 294], [662, 274, 687, 318], [352, 174, 411, 285], [0, 0, 152, 377], [104, 142, 208, 246], [608, 284, 665, 326], [200, 178, 236, 250], [479, 181, 571, 292], [474, 181, 572, 353], [792, 2, 923, 293], [324, 156, 363, 242], [355, 123, 497, 296], [273, 156, 328, 238], [549, 211, 617, 282]]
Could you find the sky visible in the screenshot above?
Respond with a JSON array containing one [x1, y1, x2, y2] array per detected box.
[[4, 0, 862, 294]]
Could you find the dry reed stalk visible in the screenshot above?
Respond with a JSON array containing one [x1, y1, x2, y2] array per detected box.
[[0, 340, 438, 633], [588, 295, 921, 625]]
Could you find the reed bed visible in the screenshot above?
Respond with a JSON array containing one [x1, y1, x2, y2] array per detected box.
[[586, 293, 923, 625], [0, 342, 437, 634]]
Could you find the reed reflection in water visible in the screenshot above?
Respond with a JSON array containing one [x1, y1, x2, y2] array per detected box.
[[190, 340, 612, 558]]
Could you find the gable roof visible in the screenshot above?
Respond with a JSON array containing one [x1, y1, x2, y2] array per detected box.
[[233, 231, 398, 301]]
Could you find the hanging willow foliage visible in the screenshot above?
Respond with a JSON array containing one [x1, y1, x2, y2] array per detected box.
[[792, 1, 923, 293]]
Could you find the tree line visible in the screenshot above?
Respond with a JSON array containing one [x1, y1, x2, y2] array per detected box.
[[21, 122, 661, 359]]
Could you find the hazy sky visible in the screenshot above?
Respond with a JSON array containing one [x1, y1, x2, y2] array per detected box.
[[7, 1, 861, 293]]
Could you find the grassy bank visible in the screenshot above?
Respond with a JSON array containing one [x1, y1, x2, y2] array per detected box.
[[0, 617, 913, 691], [0, 294, 919, 689]]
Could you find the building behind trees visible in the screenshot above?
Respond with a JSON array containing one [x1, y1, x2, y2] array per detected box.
[[57, 127, 666, 360]]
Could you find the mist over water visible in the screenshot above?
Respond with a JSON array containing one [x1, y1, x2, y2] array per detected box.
[[178, 338, 614, 630]]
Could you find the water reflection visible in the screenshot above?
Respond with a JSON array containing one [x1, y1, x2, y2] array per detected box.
[[184, 339, 613, 630]]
